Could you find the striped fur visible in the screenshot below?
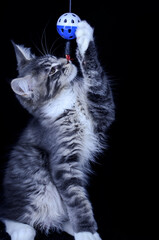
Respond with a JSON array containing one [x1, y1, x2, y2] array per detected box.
[[0, 21, 115, 239]]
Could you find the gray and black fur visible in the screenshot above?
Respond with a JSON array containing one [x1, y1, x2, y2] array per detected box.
[[0, 21, 115, 236]]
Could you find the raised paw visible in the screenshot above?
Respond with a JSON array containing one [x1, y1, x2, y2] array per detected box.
[[74, 231, 102, 240], [75, 21, 94, 57]]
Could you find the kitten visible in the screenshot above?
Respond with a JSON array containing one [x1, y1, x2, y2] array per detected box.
[[0, 21, 115, 240]]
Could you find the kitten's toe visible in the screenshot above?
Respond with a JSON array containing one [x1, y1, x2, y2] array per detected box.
[[76, 20, 94, 56], [76, 21, 93, 40]]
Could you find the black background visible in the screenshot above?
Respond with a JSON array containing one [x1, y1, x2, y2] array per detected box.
[[0, 0, 158, 239]]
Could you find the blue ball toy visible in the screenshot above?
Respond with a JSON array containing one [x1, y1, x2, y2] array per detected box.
[[57, 13, 81, 40]]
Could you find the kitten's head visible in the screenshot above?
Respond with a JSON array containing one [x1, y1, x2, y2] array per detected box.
[[11, 42, 77, 114]]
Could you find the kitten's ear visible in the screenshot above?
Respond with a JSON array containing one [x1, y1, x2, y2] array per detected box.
[[12, 41, 35, 68], [11, 75, 34, 98]]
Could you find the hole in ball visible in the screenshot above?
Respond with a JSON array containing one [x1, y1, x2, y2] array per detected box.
[[68, 29, 71, 33], [71, 19, 74, 23], [69, 36, 73, 39], [64, 19, 67, 23], [61, 28, 64, 32]]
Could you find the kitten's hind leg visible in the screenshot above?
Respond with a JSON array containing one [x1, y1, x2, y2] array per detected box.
[[2, 219, 36, 240]]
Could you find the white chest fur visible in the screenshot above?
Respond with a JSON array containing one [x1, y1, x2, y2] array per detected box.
[[74, 99, 99, 162], [42, 86, 100, 161], [42, 88, 76, 120]]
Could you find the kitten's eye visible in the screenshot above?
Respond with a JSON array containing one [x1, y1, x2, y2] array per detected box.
[[49, 66, 58, 76]]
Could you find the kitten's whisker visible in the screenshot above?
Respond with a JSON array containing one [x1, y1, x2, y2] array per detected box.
[[41, 33, 47, 55], [44, 31, 49, 55], [49, 37, 60, 55], [41, 19, 51, 55], [32, 40, 45, 56], [51, 43, 64, 56]]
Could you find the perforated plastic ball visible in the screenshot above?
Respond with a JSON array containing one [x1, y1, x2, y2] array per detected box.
[[57, 13, 81, 40]]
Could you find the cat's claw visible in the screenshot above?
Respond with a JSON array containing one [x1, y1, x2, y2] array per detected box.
[[75, 231, 102, 240], [76, 21, 94, 57]]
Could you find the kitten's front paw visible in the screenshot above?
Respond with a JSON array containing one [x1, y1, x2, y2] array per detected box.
[[76, 21, 94, 57], [75, 231, 102, 240], [8, 226, 35, 240]]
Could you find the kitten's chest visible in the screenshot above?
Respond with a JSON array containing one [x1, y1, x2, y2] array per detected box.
[[75, 99, 91, 127], [71, 100, 98, 160], [41, 88, 76, 121], [42, 88, 91, 127]]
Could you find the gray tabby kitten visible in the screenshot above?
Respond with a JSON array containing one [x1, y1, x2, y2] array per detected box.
[[0, 21, 115, 240]]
